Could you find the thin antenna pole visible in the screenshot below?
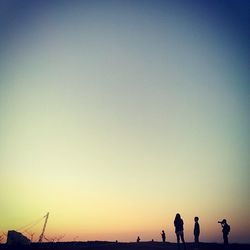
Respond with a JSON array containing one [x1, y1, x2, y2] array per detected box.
[[38, 212, 49, 243]]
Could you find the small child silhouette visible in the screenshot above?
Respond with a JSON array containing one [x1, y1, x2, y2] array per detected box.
[[161, 230, 166, 243]]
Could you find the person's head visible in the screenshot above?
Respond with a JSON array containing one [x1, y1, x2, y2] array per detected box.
[[175, 213, 181, 220], [162, 230, 164, 233], [218, 219, 227, 225], [194, 216, 199, 222], [222, 219, 227, 224]]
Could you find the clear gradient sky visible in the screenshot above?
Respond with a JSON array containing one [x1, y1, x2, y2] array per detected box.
[[0, 0, 249, 244]]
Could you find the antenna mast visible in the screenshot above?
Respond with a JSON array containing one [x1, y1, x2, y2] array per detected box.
[[38, 212, 49, 243]]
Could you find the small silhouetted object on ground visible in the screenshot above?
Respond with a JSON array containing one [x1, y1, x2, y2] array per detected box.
[[194, 216, 200, 244], [174, 213, 186, 250], [218, 219, 230, 245], [161, 230, 166, 243], [137, 236, 140, 243]]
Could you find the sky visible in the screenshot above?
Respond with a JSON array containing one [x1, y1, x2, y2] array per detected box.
[[0, 0, 249, 244]]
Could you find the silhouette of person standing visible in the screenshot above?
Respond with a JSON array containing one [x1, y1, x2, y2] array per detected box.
[[194, 216, 200, 244], [137, 236, 140, 243], [218, 219, 230, 245], [161, 230, 166, 243], [174, 213, 186, 250]]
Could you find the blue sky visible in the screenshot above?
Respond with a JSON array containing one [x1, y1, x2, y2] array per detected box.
[[0, 0, 249, 243]]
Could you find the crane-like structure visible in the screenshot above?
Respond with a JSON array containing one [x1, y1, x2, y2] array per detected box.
[[38, 212, 49, 243]]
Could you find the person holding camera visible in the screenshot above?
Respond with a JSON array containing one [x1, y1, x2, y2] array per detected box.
[[218, 219, 230, 245]]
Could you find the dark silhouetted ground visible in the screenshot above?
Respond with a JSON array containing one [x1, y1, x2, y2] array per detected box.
[[0, 241, 249, 250]]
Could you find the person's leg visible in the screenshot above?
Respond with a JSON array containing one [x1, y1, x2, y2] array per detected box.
[[194, 235, 199, 249], [176, 234, 180, 249], [223, 234, 228, 245], [195, 235, 199, 243], [181, 233, 185, 243], [181, 233, 186, 249]]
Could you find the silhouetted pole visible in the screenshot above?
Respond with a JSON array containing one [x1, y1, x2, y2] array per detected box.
[[38, 212, 49, 243]]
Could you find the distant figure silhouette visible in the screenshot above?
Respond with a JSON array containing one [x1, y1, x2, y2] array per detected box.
[[137, 236, 140, 243], [194, 216, 200, 244], [174, 213, 186, 250], [218, 219, 230, 245], [161, 230, 166, 243]]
